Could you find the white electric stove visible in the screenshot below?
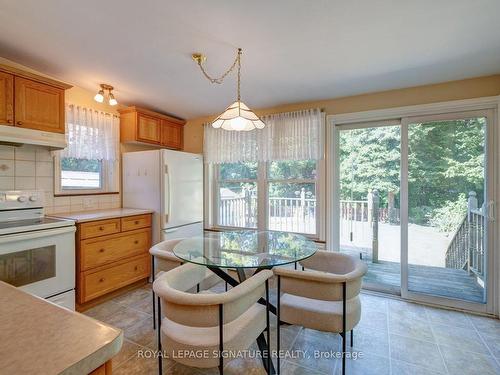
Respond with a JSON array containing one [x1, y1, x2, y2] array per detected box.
[[0, 190, 76, 310]]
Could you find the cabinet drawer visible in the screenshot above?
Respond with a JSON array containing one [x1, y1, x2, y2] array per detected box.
[[121, 214, 151, 232], [80, 218, 121, 239], [81, 254, 150, 303], [81, 229, 151, 270]]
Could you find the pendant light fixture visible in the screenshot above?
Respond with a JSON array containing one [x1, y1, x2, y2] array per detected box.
[[94, 84, 118, 106], [192, 48, 265, 131]]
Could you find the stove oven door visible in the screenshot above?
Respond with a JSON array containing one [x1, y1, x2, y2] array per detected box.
[[0, 226, 76, 299]]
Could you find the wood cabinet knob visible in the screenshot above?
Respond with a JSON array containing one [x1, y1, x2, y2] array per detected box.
[[134, 266, 138, 271], [99, 248, 105, 253], [134, 240, 139, 244], [6, 119, 12, 124], [99, 226, 104, 230], [16, 121, 22, 125], [134, 220, 139, 225], [99, 278, 105, 282]]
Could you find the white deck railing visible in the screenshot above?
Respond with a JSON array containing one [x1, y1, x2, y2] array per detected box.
[[219, 195, 316, 234]]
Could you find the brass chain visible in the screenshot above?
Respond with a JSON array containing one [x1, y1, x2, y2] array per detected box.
[[197, 49, 242, 99]]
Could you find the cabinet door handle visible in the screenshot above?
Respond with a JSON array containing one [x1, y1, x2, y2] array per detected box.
[[134, 266, 138, 271], [134, 240, 139, 244], [16, 121, 23, 125], [99, 248, 105, 253], [99, 278, 105, 283], [134, 220, 139, 225], [6, 119, 12, 124], [99, 226, 104, 231]]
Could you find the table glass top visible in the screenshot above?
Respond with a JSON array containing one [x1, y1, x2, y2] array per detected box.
[[173, 230, 317, 269]]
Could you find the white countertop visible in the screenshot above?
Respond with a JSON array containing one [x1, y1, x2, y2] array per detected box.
[[50, 208, 154, 223], [0, 281, 123, 374]]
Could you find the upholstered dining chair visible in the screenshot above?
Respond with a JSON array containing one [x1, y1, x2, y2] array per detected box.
[[153, 262, 274, 374], [273, 251, 367, 375], [149, 238, 220, 328]]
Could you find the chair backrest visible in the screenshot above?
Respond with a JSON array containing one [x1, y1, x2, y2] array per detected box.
[[149, 238, 185, 255], [153, 263, 272, 327], [277, 251, 367, 301]]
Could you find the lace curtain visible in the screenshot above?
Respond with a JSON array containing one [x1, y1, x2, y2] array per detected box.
[[204, 108, 324, 164], [60, 104, 119, 161]]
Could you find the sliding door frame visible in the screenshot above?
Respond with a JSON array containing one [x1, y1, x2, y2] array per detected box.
[[400, 109, 495, 314], [328, 95, 500, 316]]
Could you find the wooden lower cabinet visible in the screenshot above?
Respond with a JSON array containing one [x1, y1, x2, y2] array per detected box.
[[89, 361, 112, 375], [76, 214, 152, 306]]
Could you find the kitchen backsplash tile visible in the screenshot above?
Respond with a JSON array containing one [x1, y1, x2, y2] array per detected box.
[[0, 144, 121, 213], [0, 160, 14, 176], [15, 160, 36, 176], [15, 146, 36, 161], [15, 177, 36, 189], [0, 176, 14, 190]]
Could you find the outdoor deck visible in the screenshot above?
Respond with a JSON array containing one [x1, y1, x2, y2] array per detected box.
[[342, 247, 485, 303]]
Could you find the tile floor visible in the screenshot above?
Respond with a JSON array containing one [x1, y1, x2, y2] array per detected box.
[[83, 283, 500, 375]]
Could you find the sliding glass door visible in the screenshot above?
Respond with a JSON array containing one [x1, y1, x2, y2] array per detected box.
[[333, 109, 495, 312], [401, 110, 494, 312], [337, 122, 401, 294]]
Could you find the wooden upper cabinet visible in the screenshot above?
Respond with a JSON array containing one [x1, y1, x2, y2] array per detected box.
[[15, 77, 65, 133], [0, 64, 71, 134], [0, 72, 14, 125], [161, 120, 183, 149], [137, 113, 161, 144], [119, 106, 185, 150]]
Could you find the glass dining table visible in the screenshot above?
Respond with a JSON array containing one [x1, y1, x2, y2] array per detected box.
[[173, 230, 317, 313], [172, 230, 317, 374]]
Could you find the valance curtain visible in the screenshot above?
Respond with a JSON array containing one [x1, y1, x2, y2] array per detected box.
[[203, 108, 324, 164], [60, 104, 119, 161]]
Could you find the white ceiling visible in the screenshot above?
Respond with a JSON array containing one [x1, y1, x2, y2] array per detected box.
[[1, 0, 499, 119]]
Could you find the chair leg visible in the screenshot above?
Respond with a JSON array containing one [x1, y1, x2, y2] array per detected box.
[[152, 290, 156, 330], [277, 275, 281, 375], [157, 296, 162, 375], [219, 304, 224, 375], [342, 282, 346, 375], [351, 329, 354, 347], [151, 255, 156, 329], [265, 280, 271, 374]]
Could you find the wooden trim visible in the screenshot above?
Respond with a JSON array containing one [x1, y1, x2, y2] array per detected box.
[[0, 63, 72, 90], [54, 191, 120, 197], [118, 105, 185, 125]]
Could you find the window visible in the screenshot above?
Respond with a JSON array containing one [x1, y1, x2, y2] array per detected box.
[[205, 108, 324, 238], [55, 104, 119, 195], [217, 162, 258, 228], [61, 157, 102, 189], [214, 160, 320, 236], [268, 160, 317, 234]]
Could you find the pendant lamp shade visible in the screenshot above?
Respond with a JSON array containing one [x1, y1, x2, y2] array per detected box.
[[212, 101, 266, 131]]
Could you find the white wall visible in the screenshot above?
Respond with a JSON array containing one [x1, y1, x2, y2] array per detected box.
[[0, 144, 120, 214]]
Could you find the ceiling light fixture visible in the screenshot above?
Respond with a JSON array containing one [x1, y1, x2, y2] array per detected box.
[[94, 84, 118, 106], [192, 48, 265, 131]]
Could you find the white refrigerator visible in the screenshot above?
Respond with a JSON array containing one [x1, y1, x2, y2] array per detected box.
[[122, 149, 203, 244]]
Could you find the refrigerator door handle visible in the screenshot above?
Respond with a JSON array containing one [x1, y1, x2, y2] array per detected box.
[[163, 228, 178, 234], [164, 165, 170, 222]]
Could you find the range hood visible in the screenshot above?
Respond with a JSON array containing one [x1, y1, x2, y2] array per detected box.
[[0, 125, 66, 150]]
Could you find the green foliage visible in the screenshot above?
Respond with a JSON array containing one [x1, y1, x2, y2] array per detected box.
[[61, 157, 101, 173], [340, 118, 485, 229], [339, 126, 401, 206], [429, 194, 468, 233], [220, 162, 257, 180], [220, 161, 317, 199]]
